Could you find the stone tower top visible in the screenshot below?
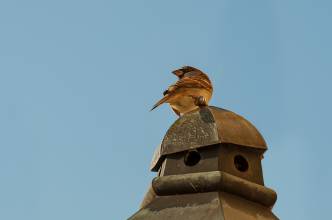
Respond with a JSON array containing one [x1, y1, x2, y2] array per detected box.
[[129, 106, 278, 220], [151, 106, 267, 172]]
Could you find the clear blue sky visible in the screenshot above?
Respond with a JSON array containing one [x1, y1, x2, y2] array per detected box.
[[0, 1, 331, 219]]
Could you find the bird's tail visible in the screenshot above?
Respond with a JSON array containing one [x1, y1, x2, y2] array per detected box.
[[150, 95, 170, 111]]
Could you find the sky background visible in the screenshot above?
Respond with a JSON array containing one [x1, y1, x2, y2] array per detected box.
[[0, 0, 331, 219]]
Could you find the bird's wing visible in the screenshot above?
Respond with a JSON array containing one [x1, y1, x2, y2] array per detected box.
[[161, 76, 211, 98], [150, 75, 212, 112], [172, 77, 213, 92]]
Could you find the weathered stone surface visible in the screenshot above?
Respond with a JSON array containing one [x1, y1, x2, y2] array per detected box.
[[151, 106, 267, 172]]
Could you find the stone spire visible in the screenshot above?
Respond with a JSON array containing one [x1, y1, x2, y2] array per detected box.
[[129, 106, 278, 220]]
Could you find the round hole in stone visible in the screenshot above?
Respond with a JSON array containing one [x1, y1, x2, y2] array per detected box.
[[184, 150, 201, 166], [234, 155, 249, 172]]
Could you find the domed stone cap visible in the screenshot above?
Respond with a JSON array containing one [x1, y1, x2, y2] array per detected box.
[[151, 106, 267, 171]]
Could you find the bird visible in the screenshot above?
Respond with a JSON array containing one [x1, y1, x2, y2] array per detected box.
[[150, 66, 213, 116]]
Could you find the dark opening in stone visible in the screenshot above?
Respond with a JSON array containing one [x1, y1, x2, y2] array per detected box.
[[234, 155, 249, 172], [184, 150, 201, 166]]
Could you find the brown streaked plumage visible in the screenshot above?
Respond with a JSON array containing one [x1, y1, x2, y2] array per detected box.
[[151, 66, 213, 116]]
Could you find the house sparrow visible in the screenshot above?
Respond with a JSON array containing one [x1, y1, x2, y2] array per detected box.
[[151, 66, 213, 116]]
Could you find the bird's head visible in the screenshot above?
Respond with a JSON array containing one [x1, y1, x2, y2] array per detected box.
[[172, 66, 200, 78]]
